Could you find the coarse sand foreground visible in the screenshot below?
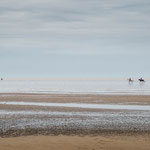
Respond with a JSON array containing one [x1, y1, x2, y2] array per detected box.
[[0, 135, 150, 150]]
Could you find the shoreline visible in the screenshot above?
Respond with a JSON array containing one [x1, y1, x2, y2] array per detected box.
[[1, 128, 150, 138], [1, 92, 150, 96]]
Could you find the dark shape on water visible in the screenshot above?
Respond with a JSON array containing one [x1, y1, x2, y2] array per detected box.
[[138, 78, 145, 82], [1, 78, 3, 81], [128, 78, 133, 82]]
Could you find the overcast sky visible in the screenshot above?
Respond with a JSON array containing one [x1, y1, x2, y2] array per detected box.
[[0, 0, 150, 78]]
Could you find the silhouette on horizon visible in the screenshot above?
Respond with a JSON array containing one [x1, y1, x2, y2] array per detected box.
[[138, 78, 145, 82], [128, 78, 133, 83]]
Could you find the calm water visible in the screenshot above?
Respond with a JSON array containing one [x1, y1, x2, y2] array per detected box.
[[1, 101, 150, 110], [0, 79, 149, 95]]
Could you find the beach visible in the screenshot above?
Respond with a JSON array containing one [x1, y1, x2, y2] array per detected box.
[[1, 135, 150, 150], [1, 0, 150, 148], [0, 93, 150, 149]]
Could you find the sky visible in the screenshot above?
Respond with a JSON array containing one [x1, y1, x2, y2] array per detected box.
[[0, 0, 150, 78]]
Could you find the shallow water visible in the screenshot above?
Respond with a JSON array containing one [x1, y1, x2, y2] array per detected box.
[[0, 79, 150, 95], [0, 101, 150, 111], [0, 110, 150, 117]]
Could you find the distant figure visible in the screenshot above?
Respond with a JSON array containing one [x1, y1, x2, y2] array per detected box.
[[1, 78, 3, 81], [138, 78, 145, 82], [128, 78, 133, 83]]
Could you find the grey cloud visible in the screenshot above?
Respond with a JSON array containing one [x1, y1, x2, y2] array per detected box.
[[0, 0, 150, 64]]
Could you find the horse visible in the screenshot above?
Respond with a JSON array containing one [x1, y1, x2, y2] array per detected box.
[[128, 78, 133, 82], [138, 78, 145, 82]]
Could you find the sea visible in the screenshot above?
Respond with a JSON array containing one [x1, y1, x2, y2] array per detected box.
[[0, 78, 150, 95]]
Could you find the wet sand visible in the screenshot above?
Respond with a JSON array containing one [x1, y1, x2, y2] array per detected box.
[[0, 94, 150, 149], [0, 94, 150, 136], [0, 93, 150, 104]]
